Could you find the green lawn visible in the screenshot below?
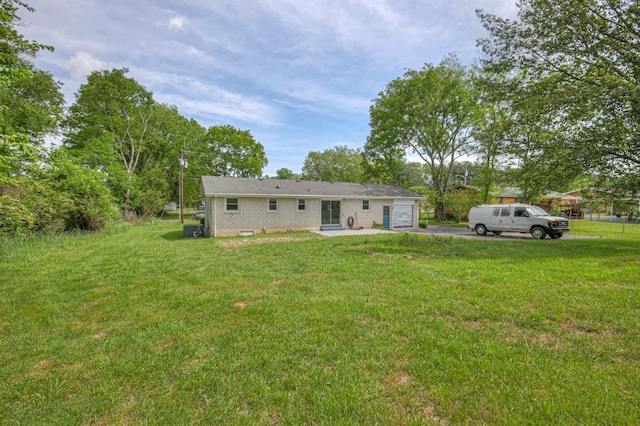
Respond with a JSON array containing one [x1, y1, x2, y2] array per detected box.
[[1, 221, 639, 424]]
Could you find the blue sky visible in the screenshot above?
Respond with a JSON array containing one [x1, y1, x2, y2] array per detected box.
[[20, 0, 517, 176]]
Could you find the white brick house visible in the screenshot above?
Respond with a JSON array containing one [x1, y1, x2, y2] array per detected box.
[[200, 176, 423, 237]]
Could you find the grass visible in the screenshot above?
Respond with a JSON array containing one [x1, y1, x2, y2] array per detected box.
[[1, 220, 639, 424]]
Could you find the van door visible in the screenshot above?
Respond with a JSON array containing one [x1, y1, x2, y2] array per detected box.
[[510, 206, 530, 232], [491, 206, 512, 231]]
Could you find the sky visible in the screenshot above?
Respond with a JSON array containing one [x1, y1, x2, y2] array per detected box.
[[19, 0, 518, 176]]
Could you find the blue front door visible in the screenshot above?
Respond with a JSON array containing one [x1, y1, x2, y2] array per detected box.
[[383, 206, 390, 229]]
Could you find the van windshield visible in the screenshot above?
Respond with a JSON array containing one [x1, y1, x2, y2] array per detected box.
[[528, 206, 550, 216]]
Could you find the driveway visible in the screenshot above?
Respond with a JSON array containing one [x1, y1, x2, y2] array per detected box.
[[409, 225, 597, 239], [314, 225, 594, 240]]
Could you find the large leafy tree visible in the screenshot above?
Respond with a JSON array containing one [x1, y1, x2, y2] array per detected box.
[[365, 55, 480, 221], [0, 1, 80, 234], [301, 145, 365, 182], [1, 58, 63, 140], [198, 125, 267, 178], [64, 68, 156, 216], [136, 104, 206, 213], [477, 0, 640, 191], [1, 1, 60, 178]]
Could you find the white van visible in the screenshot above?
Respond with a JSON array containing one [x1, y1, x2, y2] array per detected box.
[[468, 204, 570, 239]]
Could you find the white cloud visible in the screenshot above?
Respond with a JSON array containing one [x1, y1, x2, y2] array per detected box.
[[65, 51, 108, 80], [168, 15, 189, 30], [131, 68, 281, 127]]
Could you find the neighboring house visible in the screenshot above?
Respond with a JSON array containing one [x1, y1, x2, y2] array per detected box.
[[491, 187, 520, 205], [200, 176, 423, 237]]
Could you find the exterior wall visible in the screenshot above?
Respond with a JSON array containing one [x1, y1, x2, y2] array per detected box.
[[338, 198, 388, 229], [207, 196, 320, 237], [493, 196, 517, 204], [204, 196, 416, 237]]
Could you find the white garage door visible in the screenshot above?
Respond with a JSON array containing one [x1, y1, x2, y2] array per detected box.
[[393, 205, 413, 228]]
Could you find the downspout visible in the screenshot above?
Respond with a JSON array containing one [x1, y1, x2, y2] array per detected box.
[[213, 195, 217, 238]]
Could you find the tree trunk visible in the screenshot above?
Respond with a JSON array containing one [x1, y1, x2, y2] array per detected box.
[[123, 187, 131, 217], [435, 199, 446, 222]]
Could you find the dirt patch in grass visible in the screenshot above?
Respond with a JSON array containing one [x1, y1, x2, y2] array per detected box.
[[27, 359, 53, 378], [218, 236, 312, 247], [560, 319, 615, 337]]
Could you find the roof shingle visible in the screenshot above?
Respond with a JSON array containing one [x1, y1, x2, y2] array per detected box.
[[201, 176, 423, 199]]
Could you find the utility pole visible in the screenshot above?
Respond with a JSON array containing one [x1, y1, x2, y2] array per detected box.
[[179, 150, 187, 223]]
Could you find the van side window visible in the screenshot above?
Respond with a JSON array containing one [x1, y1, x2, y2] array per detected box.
[[493, 208, 500, 216], [514, 207, 527, 217], [500, 208, 511, 217]]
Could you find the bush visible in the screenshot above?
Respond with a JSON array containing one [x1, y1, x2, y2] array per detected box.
[[0, 178, 70, 235]]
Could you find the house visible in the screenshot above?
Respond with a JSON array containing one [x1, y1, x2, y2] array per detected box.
[[199, 176, 424, 237], [491, 187, 520, 205]]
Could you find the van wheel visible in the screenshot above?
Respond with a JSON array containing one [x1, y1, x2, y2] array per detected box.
[[475, 224, 488, 235], [531, 226, 546, 239]]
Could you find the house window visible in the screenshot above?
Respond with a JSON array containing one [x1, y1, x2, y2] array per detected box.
[[362, 200, 370, 211], [298, 199, 306, 212], [268, 198, 278, 212], [226, 198, 239, 212]]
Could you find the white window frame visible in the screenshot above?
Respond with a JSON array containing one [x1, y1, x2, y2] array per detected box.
[[268, 198, 278, 212], [362, 199, 370, 211], [297, 198, 306, 212]]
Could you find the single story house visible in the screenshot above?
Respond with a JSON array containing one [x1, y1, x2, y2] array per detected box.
[[200, 176, 424, 237]]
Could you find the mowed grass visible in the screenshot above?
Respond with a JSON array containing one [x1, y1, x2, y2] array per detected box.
[[1, 221, 639, 425]]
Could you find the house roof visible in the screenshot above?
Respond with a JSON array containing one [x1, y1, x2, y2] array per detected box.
[[200, 176, 423, 199]]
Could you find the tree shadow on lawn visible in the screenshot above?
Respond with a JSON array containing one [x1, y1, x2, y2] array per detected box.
[[161, 230, 184, 241]]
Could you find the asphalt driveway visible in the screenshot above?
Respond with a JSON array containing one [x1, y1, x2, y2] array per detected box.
[[409, 225, 598, 239], [314, 225, 595, 240]]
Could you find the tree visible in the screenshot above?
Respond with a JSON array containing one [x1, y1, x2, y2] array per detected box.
[[274, 168, 298, 180], [0, 1, 77, 235], [200, 125, 267, 178], [477, 0, 640, 191], [1, 1, 60, 178], [137, 104, 205, 210], [472, 77, 512, 204], [1, 58, 63, 140], [445, 188, 478, 223], [362, 148, 409, 185], [365, 55, 480, 221], [396, 161, 429, 188], [500, 91, 581, 202], [301, 145, 365, 182], [64, 68, 156, 216], [0, 1, 53, 78]]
